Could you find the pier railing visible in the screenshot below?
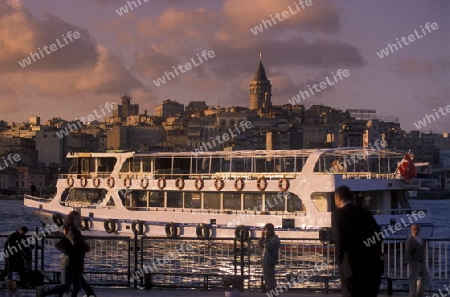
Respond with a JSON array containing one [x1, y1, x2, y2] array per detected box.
[[1, 234, 449, 293]]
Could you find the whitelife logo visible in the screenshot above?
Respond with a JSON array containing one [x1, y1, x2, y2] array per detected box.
[[18, 31, 81, 68], [55, 102, 118, 138], [250, 0, 313, 35], [413, 104, 450, 130], [288, 69, 350, 105], [376, 22, 439, 59], [153, 50, 215, 87]]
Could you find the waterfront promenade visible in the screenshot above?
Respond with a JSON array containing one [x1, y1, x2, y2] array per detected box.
[[1, 287, 406, 297]]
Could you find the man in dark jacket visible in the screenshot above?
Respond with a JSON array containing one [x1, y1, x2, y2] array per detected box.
[[332, 186, 383, 297], [406, 224, 429, 297], [3, 226, 31, 287]]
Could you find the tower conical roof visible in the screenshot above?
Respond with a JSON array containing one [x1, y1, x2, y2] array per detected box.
[[253, 60, 268, 81]]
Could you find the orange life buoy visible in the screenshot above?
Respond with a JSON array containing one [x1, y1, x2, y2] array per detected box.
[[157, 177, 166, 189], [123, 176, 132, 188], [278, 178, 290, 192], [215, 178, 224, 191], [67, 176, 74, 188], [195, 177, 204, 191], [175, 178, 185, 190], [80, 177, 87, 188], [93, 177, 101, 188], [107, 177, 115, 188], [257, 176, 267, 191], [140, 177, 149, 189], [234, 178, 245, 192]]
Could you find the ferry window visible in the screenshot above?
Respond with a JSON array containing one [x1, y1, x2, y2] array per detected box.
[[284, 158, 295, 172], [142, 157, 152, 172], [211, 158, 222, 173], [223, 193, 241, 210], [68, 159, 79, 174], [311, 192, 331, 212], [131, 158, 141, 172], [149, 191, 164, 207], [254, 158, 266, 172], [184, 192, 201, 209], [80, 158, 94, 174], [122, 190, 147, 208], [97, 158, 116, 173], [265, 192, 285, 211], [120, 159, 131, 172], [287, 193, 302, 212], [295, 156, 305, 172], [232, 158, 251, 172], [194, 158, 209, 174], [167, 192, 183, 208], [359, 191, 384, 211], [67, 188, 107, 204], [173, 158, 191, 175], [203, 192, 220, 209], [244, 193, 262, 210], [155, 158, 172, 177]]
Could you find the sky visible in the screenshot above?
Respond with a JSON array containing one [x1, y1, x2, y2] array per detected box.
[[0, 0, 449, 132]]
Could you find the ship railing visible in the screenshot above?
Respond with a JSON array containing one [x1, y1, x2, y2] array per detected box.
[[370, 208, 430, 216], [58, 173, 112, 179], [23, 194, 52, 202], [1, 234, 450, 293], [342, 172, 398, 179], [123, 207, 306, 216], [116, 172, 298, 180], [317, 171, 401, 180]]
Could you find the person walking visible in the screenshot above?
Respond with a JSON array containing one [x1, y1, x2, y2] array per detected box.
[[36, 211, 88, 297], [258, 223, 280, 293], [3, 226, 31, 287], [332, 186, 383, 297], [406, 224, 429, 297]]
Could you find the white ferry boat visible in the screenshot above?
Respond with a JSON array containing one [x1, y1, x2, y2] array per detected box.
[[23, 148, 433, 240]]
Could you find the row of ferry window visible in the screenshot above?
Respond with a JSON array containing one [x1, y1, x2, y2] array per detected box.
[[67, 156, 307, 175], [121, 157, 306, 174], [63, 188, 303, 212]]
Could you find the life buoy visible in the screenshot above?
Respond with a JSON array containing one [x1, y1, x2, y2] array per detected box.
[[235, 225, 250, 242], [234, 178, 245, 192], [52, 213, 65, 227], [104, 219, 117, 233], [157, 177, 166, 190], [175, 178, 185, 190], [107, 177, 115, 188], [80, 177, 87, 188], [132, 220, 145, 235], [67, 176, 74, 188], [196, 223, 211, 240], [195, 177, 204, 191], [257, 177, 267, 191], [123, 176, 132, 188], [165, 222, 179, 238], [140, 177, 149, 189], [80, 218, 90, 231], [93, 177, 101, 188], [214, 178, 224, 191], [278, 178, 290, 192]]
